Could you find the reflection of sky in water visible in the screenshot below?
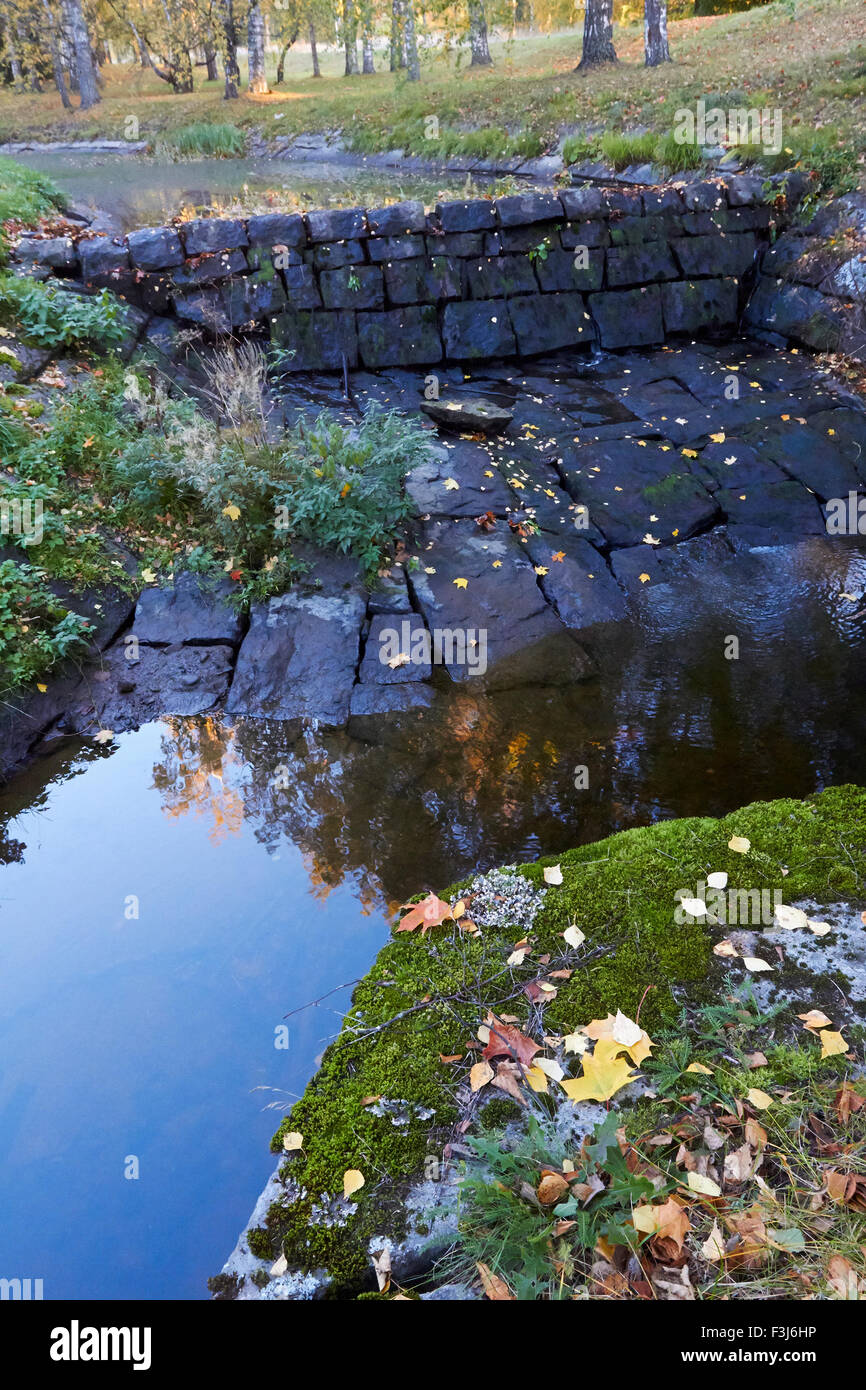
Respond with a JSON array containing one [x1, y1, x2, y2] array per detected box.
[[0, 534, 865, 1298]]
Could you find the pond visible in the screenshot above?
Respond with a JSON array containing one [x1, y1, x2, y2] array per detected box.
[[2, 530, 866, 1299], [6, 150, 490, 232]]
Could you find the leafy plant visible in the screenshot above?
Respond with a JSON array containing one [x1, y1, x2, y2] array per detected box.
[[0, 558, 92, 694], [161, 122, 246, 159], [0, 276, 128, 352]]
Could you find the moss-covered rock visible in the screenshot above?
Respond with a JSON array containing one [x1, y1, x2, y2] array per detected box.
[[226, 784, 866, 1298]]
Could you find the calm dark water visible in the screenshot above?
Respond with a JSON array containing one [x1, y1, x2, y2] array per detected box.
[[8, 151, 487, 231], [1, 533, 865, 1299]]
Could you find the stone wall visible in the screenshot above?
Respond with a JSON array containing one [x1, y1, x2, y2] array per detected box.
[[13, 173, 794, 370]]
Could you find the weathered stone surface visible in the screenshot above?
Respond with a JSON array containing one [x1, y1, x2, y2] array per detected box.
[[559, 185, 606, 220], [182, 218, 248, 255], [560, 437, 719, 547], [607, 243, 679, 288], [535, 247, 604, 293], [642, 187, 684, 215], [173, 288, 230, 333], [661, 278, 739, 336], [806, 409, 866, 486], [127, 226, 184, 270], [74, 642, 235, 732], [494, 192, 562, 226], [743, 418, 863, 499], [305, 207, 367, 242], [246, 213, 306, 247], [718, 480, 826, 544], [357, 305, 441, 368], [366, 234, 426, 263], [726, 174, 764, 207], [683, 181, 726, 212], [366, 200, 426, 236], [369, 567, 412, 614], [309, 239, 366, 271], [674, 232, 757, 279], [16, 235, 77, 270], [133, 572, 244, 646], [420, 397, 513, 434], [359, 613, 432, 683], [466, 255, 538, 299], [426, 232, 485, 258], [270, 307, 358, 370], [498, 224, 560, 254], [227, 588, 365, 724], [588, 286, 664, 349], [283, 264, 323, 309], [435, 199, 497, 234], [171, 249, 248, 288], [745, 279, 852, 354], [79, 237, 130, 279], [560, 220, 610, 249], [405, 439, 513, 516], [320, 264, 384, 310], [348, 683, 436, 720], [509, 292, 592, 356], [384, 256, 461, 305], [409, 519, 592, 687], [441, 300, 516, 359], [523, 532, 627, 630], [695, 436, 787, 492]]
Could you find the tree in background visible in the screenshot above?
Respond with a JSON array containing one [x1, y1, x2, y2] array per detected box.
[[576, 0, 616, 70], [246, 0, 268, 90], [644, 0, 671, 65], [341, 0, 359, 73], [468, 0, 491, 65]]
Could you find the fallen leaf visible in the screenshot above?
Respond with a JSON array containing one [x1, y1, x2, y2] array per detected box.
[[728, 835, 751, 853], [543, 864, 563, 885], [686, 1062, 713, 1075], [563, 923, 585, 949], [742, 956, 773, 972], [482, 1018, 541, 1068], [343, 1169, 365, 1199], [476, 1261, 515, 1300], [371, 1245, 391, 1292], [525, 1065, 549, 1093], [282, 1131, 303, 1152], [819, 1029, 848, 1059], [707, 871, 728, 890], [561, 1037, 637, 1103], [827, 1254, 865, 1299], [702, 1220, 726, 1262], [94, 730, 114, 744], [773, 903, 808, 931], [270, 1254, 288, 1276], [537, 1172, 568, 1204], [452, 577, 468, 589], [222, 503, 241, 521], [713, 939, 738, 957], [687, 1171, 722, 1197], [746, 1088, 773, 1110], [470, 1060, 494, 1092], [798, 1009, 833, 1031], [396, 892, 455, 935]]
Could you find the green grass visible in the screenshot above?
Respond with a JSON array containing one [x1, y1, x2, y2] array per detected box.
[[0, 155, 63, 226], [159, 121, 247, 159]]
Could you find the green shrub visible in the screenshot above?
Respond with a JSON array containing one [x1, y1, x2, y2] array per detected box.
[[0, 559, 92, 694], [0, 276, 128, 352], [0, 156, 64, 226]]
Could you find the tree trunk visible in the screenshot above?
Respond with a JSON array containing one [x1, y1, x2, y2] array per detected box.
[[362, 28, 374, 74], [219, 0, 240, 98], [42, 0, 73, 108], [576, 0, 617, 70], [342, 0, 359, 75], [403, 0, 419, 81], [63, 0, 101, 107], [644, 0, 670, 67], [3, 20, 24, 92], [247, 2, 269, 92], [468, 0, 492, 67], [309, 21, 319, 77], [205, 46, 218, 80], [390, 0, 403, 70]]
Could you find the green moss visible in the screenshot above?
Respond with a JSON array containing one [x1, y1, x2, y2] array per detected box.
[[246, 1226, 273, 1260], [258, 785, 866, 1295]]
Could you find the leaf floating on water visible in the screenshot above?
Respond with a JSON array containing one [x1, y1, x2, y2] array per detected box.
[[343, 1169, 365, 1199], [95, 730, 114, 744]]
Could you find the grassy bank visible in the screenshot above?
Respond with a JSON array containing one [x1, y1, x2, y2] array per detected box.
[[239, 785, 866, 1300], [0, 1, 862, 192]]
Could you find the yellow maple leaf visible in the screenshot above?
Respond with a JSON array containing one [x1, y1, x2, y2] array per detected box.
[[561, 1037, 637, 1103], [534, 565, 549, 576], [639, 572, 651, 584], [709, 432, 726, 443], [819, 1030, 848, 1059], [453, 577, 468, 589], [222, 503, 241, 522]]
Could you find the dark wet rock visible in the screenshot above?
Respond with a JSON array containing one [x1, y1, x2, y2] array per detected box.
[[347, 682, 437, 728], [366, 234, 426, 263], [73, 643, 235, 733], [435, 199, 497, 234], [133, 573, 243, 647], [806, 409, 866, 486], [465, 255, 538, 300], [320, 265, 384, 310], [173, 288, 231, 334], [642, 187, 684, 215], [743, 418, 863, 499], [127, 226, 184, 271], [305, 207, 367, 243], [227, 588, 365, 724], [171, 249, 248, 288], [369, 568, 412, 614], [366, 201, 426, 237], [426, 232, 485, 258], [420, 397, 513, 434], [719, 480, 826, 544], [673, 232, 757, 280], [441, 300, 516, 360], [281, 264, 322, 309], [359, 614, 432, 683], [694, 437, 787, 491], [494, 192, 563, 226], [588, 286, 664, 349], [246, 213, 306, 248], [522, 533, 627, 630], [559, 186, 606, 220], [661, 278, 739, 336], [182, 218, 248, 256], [498, 224, 559, 254], [745, 279, 858, 357], [270, 308, 358, 370], [408, 519, 593, 688], [0, 668, 88, 784], [15, 235, 77, 271], [509, 292, 593, 356], [726, 174, 764, 207], [607, 243, 679, 288], [405, 439, 513, 516], [309, 239, 366, 271], [535, 248, 604, 293], [384, 256, 462, 305], [683, 181, 726, 212], [560, 220, 610, 250], [559, 437, 720, 547], [613, 378, 716, 444], [79, 237, 130, 279], [357, 306, 441, 368]]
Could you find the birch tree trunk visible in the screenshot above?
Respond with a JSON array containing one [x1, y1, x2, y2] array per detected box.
[[218, 0, 240, 98], [576, 0, 617, 70], [468, 0, 492, 67], [247, 2, 269, 92], [644, 0, 671, 67], [63, 0, 100, 107], [42, 0, 72, 108], [403, 0, 419, 81], [343, 0, 359, 74], [309, 20, 320, 77]]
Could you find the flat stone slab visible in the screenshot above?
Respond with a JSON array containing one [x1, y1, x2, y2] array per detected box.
[[420, 396, 514, 433], [409, 519, 593, 687], [718, 481, 826, 545], [133, 572, 244, 646], [742, 418, 863, 500], [359, 614, 432, 684], [405, 440, 513, 518], [72, 643, 235, 733], [227, 588, 366, 724], [522, 532, 627, 630]]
